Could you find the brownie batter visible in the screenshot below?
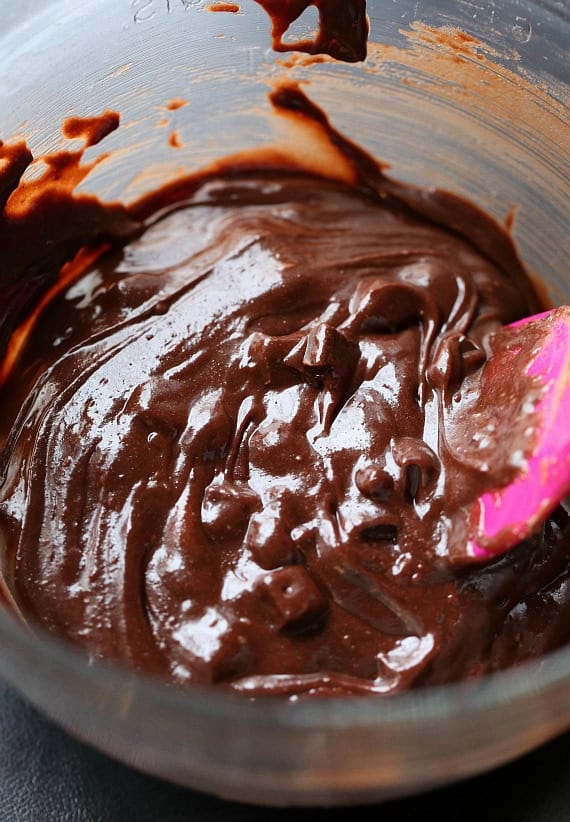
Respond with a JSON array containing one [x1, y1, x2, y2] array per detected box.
[[0, 87, 568, 697], [253, 0, 368, 62]]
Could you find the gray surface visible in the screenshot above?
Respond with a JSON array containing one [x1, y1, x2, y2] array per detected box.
[[0, 678, 568, 822]]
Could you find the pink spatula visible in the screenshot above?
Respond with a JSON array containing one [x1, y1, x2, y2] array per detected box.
[[459, 306, 570, 564]]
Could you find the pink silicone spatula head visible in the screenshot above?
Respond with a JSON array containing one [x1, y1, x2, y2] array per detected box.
[[460, 306, 570, 564]]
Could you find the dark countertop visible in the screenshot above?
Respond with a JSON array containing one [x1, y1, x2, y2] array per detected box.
[[0, 678, 568, 822]]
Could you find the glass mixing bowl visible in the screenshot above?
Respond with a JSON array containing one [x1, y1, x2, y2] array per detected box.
[[0, 0, 568, 806]]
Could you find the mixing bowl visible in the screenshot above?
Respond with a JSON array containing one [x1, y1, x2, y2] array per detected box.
[[0, 0, 568, 806]]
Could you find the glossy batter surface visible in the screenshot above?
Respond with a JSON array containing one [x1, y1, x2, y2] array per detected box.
[[1, 163, 569, 695], [0, 86, 569, 696]]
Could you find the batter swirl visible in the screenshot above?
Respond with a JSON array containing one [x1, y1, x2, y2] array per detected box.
[[0, 90, 568, 697]]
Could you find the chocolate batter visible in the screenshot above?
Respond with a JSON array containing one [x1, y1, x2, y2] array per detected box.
[[253, 0, 368, 62], [0, 88, 568, 697]]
